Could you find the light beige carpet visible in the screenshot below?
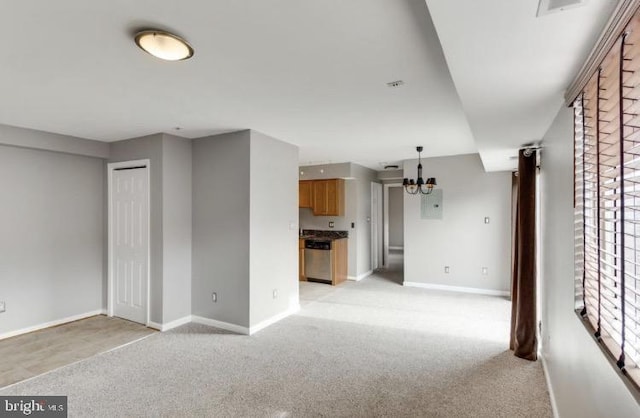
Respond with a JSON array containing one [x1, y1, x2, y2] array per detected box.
[[0, 270, 551, 417]]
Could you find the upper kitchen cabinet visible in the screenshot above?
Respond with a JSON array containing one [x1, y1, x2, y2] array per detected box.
[[312, 179, 344, 216], [299, 180, 313, 208]]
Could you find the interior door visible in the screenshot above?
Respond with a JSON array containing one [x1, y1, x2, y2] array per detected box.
[[111, 165, 149, 324]]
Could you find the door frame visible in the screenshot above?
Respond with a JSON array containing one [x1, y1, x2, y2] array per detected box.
[[371, 182, 383, 271], [107, 159, 151, 326], [383, 183, 403, 268]]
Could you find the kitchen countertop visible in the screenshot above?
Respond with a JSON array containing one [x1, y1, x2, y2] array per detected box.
[[300, 230, 348, 241]]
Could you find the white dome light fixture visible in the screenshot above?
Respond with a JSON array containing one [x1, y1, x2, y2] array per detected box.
[[134, 30, 194, 61]]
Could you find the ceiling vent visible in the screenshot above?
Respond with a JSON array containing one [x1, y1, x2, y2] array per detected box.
[[537, 0, 586, 17]]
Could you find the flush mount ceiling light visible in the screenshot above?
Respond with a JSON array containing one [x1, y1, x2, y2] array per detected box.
[[403, 146, 437, 195], [134, 30, 194, 61]]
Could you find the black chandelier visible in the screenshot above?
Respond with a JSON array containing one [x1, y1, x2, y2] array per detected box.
[[403, 146, 436, 195]]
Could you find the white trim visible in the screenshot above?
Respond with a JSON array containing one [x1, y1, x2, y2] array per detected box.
[[191, 315, 250, 335], [541, 354, 560, 418], [146, 315, 192, 332], [249, 304, 300, 335], [565, 0, 640, 104], [147, 321, 163, 331], [348, 270, 373, 281], [388, 246, 404, 251], [160, 315, 192, 331], [107, 159, 151, 327], [371, 182, 384, 270], [0, 309, 106, 341], [402, 281, 510, 297]]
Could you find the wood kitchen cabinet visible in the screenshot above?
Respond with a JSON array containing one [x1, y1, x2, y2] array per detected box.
[[312, 179, 344, 216], [299, 238, 306, 281], [299, 180, 313, 209], [331, 238, 348, 285]]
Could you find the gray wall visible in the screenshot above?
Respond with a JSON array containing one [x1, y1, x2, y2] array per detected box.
[[403, 154, 511, 291], [109, 134, 164, 324], [249, 131, 299, 326], [0, 124, 109, 159], [388, 186, 404, 247], [0, 144, 105, 334], [161, 135, 192, 323], [540, 106, 640, 417], [192, 131, 251, 327]]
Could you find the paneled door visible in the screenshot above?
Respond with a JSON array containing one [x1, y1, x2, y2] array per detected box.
[[110, 164, 149, 325]]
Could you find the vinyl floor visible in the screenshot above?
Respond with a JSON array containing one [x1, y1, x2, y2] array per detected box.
[[0, 315, 155, 389]]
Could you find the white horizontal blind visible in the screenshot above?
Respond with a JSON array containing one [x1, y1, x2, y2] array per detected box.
[[575, 94, 585, 310], [575, 10, 640, 388]]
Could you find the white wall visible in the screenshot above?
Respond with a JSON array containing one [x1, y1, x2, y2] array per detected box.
[[0, 143, 105, 335], [403, 154, 511, 292], [540, 106, 640, 417], [192, 131, 251, 327], [388, 186, 404, 248], [249, 131, 299, 327]]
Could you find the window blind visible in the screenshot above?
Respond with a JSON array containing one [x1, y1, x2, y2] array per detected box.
[[575, 8, 640, 389]]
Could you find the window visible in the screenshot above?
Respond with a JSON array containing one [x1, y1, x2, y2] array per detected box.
[[574, 10, 640, 389]]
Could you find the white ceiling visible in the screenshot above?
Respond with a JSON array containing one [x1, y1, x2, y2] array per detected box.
[[0, 0, 620, 171], [425, 0, 618, 171]]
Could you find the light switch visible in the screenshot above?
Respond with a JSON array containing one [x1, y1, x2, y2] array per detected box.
[[484, 217, 490, 224]]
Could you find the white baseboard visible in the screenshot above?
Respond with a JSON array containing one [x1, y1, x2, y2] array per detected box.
[[147, 315, 192, 332], [191, 315, 250, 335], [0, 309, 106, 341], [348, 270, 373, 281], [249, 304, 300, 335], [402, 281, 510, 297], [389, 246, 404, 250], [147, 321, 163, 331], [541, 354, 559, 418]]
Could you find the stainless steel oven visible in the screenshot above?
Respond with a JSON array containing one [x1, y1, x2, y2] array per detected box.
[[304, 239, 332, 283]]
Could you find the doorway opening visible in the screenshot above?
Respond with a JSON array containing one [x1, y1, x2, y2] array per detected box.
[[382, 183, 404, 285]]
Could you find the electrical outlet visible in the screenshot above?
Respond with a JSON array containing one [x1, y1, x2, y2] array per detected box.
[[212, 292, 217, 303], [482, 267, 488, 275], [273, 289, 278, 299], [444, 266, 450, 274], [329, 221, 334, 228], [0, 301, 5, 313], [351, 222, 355, 229]]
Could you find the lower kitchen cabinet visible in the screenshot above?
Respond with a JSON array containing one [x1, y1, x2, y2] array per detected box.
[[331, 238, 348, 285], [299, 238, 306, 281]]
